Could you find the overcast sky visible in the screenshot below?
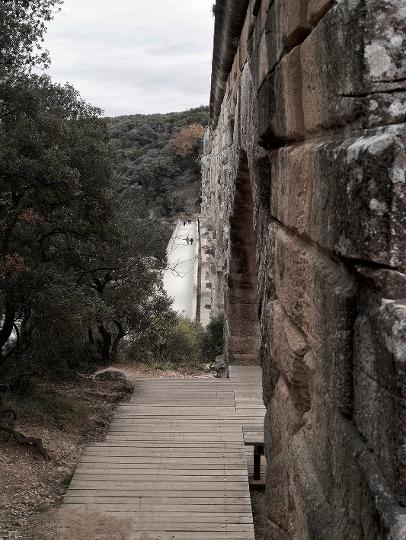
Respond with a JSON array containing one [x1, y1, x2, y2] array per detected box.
[[43, 0, 214, 117]]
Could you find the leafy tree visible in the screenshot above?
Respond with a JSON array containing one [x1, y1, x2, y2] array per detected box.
[[0, 0, 62, 72], [77, 216, 170, 363], [0, 73, 114, 370], [169, 124, 205, 158], [0, 0, 209, 381], [127, 313, 204, 366], [0, 1, 171, 374]]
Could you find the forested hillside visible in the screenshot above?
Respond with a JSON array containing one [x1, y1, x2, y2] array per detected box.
[[108, 107, 209, 219]]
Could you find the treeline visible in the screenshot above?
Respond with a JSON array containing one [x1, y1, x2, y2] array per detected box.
[[108, 108, 208, 219]]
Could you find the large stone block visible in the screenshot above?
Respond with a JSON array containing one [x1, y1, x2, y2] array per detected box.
[[291, 430, 332, 538], [333, 413, 406, 539], [301, 0, 406, 134], [266, 0, 311, 72], [265, 450, 290, 532], [363, 0, 406, 91], [228, 334, 260, 355], [268, 301, 312, 415], [272, 225, 356, 373], [264, 382, 302, 531], [354, 292, 406, 504], [265, 376, 303, 457], [258, 46, 304, 144], [270, 125, 406, 268], [307, 0, 334, 26]]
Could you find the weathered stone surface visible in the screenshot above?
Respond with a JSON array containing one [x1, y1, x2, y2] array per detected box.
[[266, 0, 311, 73], [270, 125, 406, 268], [257, 47, 304, 144], [267, 301, 312, 414], [301, 0, 406, 134], [354, 294, 406, 504], [291, 430, 332, 539], [264, 381, 302, 531], [307, 0, 334, 26], [354, 267, 406, 300], [203, 0, 406, 537]]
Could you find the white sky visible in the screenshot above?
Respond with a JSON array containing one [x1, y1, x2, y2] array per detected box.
[[43, 0, 214, 116]]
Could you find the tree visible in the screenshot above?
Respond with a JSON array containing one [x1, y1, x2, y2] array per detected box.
[[0, 2, 208, 378], [76, 216, 170, 363], [0, 0, 62, 73], [169, 124, 205, 158], [0, 73, 114, 370]]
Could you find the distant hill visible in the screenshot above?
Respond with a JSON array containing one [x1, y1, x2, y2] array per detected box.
[[108, 107, 209, 219]]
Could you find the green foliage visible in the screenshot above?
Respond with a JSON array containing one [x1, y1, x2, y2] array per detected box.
[[201, 314, 224, 361], [0, 71, 116, 372], [126, 313, 204, 366], [160, 317, 204, 364], [124, 312, 225, 369], [108, 107, 209, 219], [0, 2, 172, 377], [0, 0, 62, 73]]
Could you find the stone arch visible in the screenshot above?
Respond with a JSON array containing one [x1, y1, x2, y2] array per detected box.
[[225, 152, 261, 365]]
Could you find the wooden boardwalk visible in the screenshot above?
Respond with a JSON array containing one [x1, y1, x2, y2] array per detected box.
[[63, 366, 265, 539]]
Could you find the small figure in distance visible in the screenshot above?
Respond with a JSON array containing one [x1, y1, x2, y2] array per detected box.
[[183, 221, 186, 226], [190, 238, 194, 245]]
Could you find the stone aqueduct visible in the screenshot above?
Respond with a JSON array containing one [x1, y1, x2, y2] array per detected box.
[[200, 0, 406, 538]]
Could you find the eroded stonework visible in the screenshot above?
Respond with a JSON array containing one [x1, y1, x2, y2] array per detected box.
[[202, 0, 406, 538]]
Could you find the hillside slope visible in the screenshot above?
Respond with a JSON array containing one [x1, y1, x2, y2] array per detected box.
[[108, 107, 209, 219]]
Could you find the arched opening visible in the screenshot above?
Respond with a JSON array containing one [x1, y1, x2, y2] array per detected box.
[[225, 153, 260, 365]]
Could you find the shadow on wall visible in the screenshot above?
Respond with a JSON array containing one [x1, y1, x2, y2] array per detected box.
[[225, 151, 261, 366]]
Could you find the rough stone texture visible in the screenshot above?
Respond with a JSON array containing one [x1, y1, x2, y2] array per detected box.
[[203, 0, 406, 538]]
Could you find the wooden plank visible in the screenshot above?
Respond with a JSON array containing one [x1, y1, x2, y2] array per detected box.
[[64, 496, 251, 504], [62, 365, 266, 539], [69, 481, 250, 490], [243, 431, 264, 445], [67, 489, 251, 497]]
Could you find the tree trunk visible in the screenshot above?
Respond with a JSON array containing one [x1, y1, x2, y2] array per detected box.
[[0, 301, 15, 359], [97, 324, 112, 362], [111, 320, 126, 362]]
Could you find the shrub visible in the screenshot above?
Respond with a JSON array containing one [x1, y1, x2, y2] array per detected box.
[[201, 314, 224, 361], [123, 313, 204, 367]]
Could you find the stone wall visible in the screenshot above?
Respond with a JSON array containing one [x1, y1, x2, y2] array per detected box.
[[202, 0, 406, 538]]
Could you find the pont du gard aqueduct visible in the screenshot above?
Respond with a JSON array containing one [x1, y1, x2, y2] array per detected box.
[[200, 0, 406, 538]]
